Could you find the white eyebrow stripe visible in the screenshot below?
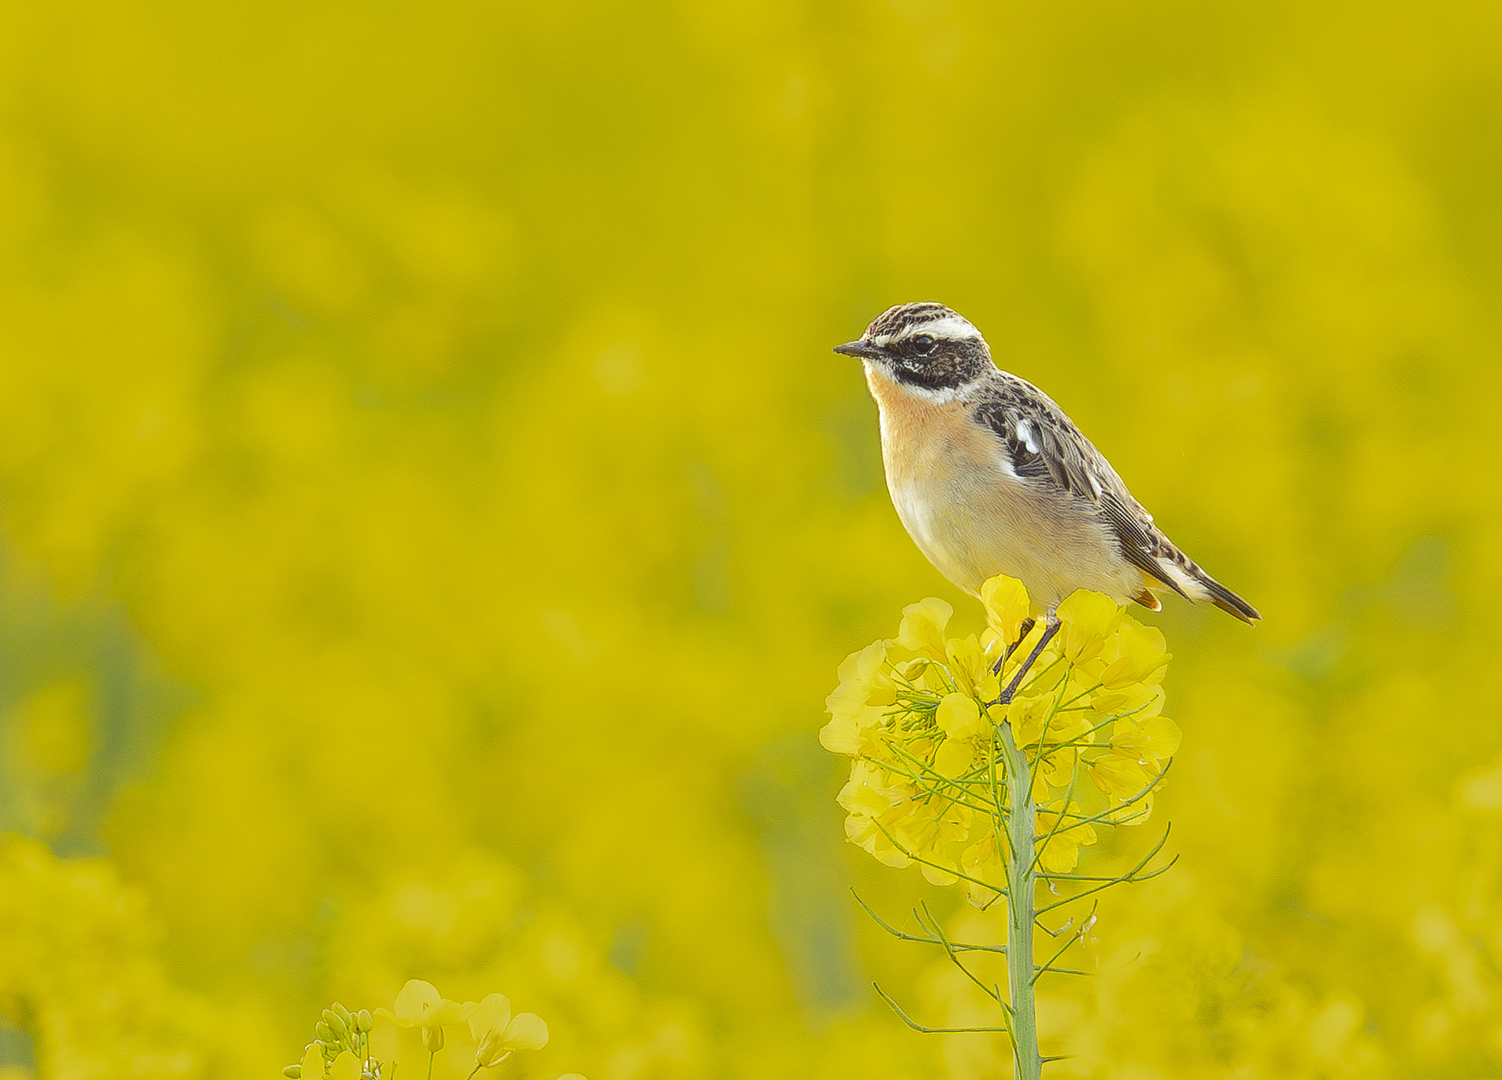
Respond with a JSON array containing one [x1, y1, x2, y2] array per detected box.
[[906, 315, 982, 341]]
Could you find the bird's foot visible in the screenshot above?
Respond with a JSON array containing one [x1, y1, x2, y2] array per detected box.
[[991, 615, 1059, 707]]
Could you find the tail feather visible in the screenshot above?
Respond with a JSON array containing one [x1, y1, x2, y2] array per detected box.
[[1194, 569, 1261, 625], [1144, 545, 1261, 625]]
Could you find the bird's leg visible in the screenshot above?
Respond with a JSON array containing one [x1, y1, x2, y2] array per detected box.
[[992, 618, 1036, 675], [994, 614, 1060, 706]]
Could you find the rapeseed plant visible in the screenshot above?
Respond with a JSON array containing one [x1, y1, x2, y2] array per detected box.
[[824, 577, 1176, 1076]]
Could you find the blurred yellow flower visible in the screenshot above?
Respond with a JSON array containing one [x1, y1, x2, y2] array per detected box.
[[291, 1044, 360, 1080], [467, 992, 549, 1068], [376, 980, 474, 1052]]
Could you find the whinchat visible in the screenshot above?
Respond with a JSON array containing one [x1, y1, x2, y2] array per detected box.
[[836, 302, 1259, 632]]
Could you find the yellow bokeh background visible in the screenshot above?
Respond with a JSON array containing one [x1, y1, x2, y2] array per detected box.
[[1, 0, 1500, 1076]]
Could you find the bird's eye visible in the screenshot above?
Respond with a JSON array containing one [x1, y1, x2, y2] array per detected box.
[[911, 334, 936, 355]]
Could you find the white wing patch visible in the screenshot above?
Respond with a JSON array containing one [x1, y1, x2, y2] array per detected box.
[[1155, 555, 1211, 601], [1015, 419, 1040, 454]]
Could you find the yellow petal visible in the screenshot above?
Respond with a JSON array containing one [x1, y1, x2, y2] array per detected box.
[[468, 993, 512, 1043], [933, 737, 974, 779], [1088, 754, 1155, 802], [1100, 618, 1170, 689], [1111, 715, 1181, 762], [1037, 747, 1078, 790], [1037, 835, 1080, 873], [935, 693, 982, 740], [944, 634, 995, 700], [938, 802, 973, 843], [818, 713, 863, 756], [897, 598, 952, 659], [1141, 715, 1181, 758], [394, 980, 442, 1023], [981, 575, 1032, 645], [424, 998, 475, 1026], [837, 762, 900, 816], [826, 643, 890, 722], [476, 1031, 510, 1069], [1056, 590, 1119, 663], [845, 813, 912, 867], [328, 1052, 360, 1080], [502, 1012, 549, 1051], [920, 856, 959, 887], [1006, 695, 1052, 748], [300, 1044, 324, 1079]]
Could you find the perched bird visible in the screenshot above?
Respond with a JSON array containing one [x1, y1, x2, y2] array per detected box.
[[835, 302, 1259, 650]]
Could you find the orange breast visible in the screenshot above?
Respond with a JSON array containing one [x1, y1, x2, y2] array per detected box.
[[865, 363, 1138, 608]]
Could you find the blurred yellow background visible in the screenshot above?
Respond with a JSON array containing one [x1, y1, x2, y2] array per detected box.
[[1, 0, 1499, 1076]]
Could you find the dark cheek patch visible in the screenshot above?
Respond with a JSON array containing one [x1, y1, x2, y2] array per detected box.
[[895, 356, 968, 391]]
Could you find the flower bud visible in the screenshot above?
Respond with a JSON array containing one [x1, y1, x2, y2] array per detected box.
[[323, 1010, 349, 1039], [356, 1009, 373, 1033], [283, 1067, 302, 1079], [316, 1021, 336, 1044], [332, 1003, 354, 1028], [421, 1025, 445, 1052]]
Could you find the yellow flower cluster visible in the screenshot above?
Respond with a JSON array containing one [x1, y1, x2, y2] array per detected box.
[[822, 577, 1179, 900], [287, 980, 579, 1080], [0, 834, 213, 1079]]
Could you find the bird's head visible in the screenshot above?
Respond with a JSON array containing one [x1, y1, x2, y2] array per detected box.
[[834, 302, 993, 396]]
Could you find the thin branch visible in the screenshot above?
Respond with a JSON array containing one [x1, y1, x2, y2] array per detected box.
[[849, 890, 1008, 955], [916, 903, 1007, 1007], [872, 983, 1013, 1037], [1031, 927, 1081, 985]]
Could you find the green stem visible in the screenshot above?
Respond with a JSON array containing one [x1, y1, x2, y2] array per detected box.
[[1000, 720, 1043, 1080]]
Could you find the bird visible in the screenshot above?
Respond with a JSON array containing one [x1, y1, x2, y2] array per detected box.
[[835, 301, 1258, 671]]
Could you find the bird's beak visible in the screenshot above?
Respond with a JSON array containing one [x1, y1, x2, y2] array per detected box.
[[834, 339, 882, 359]]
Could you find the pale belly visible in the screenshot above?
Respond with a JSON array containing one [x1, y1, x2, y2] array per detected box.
[[873, 385, 1136, 609]]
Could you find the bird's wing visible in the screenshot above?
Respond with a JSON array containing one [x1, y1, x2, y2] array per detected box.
[[974, 377, 1193, 599]]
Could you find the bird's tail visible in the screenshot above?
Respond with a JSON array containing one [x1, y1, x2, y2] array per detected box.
[[1148, 547, 1261, 625], [1195, 570, 1261, 625]]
